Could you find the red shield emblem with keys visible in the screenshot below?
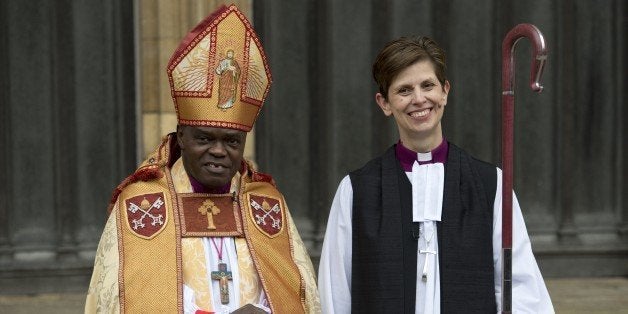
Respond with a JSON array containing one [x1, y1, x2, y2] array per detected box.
[[124, 192, 168, 239], [248, 194, 283, 238]]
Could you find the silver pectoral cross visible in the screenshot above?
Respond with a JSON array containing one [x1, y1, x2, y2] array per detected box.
[[419, 249, 437, 282]]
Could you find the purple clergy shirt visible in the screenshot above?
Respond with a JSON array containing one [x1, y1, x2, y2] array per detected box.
[[395, 138, 449, 172], [188, 174, 231, 194]]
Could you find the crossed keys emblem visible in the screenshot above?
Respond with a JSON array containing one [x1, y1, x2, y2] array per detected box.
[[249, 194, 284, 238], [124, 192, 168, 239], [251, 199, 281, 229], [127, 196, 165, 230]]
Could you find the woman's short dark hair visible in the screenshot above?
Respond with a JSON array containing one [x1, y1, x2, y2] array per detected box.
[[372, 36, 447, 99]]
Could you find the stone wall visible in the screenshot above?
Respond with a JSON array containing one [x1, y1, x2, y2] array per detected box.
[[0, 0, 136, 293]]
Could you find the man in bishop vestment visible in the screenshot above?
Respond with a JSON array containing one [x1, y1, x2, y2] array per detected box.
[[318, 36, 554, 313], [85, 5, 320, 314]]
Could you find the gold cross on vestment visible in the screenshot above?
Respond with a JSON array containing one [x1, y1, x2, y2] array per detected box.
[[198, 199, 221, 229], [211, 262, 233, 304]]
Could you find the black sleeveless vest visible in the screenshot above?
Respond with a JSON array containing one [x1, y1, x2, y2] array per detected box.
[[350, 143, 497, 313]]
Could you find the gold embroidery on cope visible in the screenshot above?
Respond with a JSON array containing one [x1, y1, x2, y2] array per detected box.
[[178, 193, 244, 237]]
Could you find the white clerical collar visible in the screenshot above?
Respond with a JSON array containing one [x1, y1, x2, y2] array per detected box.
[[417, 151, 433, 162]]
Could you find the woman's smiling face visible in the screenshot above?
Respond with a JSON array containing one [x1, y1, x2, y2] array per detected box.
[[376, 60, 450, 149]]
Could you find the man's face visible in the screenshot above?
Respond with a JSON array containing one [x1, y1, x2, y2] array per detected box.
[[177, 126, 246, 189]]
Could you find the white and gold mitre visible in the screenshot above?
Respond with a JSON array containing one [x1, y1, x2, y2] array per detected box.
[[167, 5, 272, 131]]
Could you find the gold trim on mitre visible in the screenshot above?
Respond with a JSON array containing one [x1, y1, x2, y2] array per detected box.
[[167, 5, 272, 132]]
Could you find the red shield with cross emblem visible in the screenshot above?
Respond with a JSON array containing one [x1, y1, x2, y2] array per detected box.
[[249, 194, 283, 237], [124, 192, 168, 239]]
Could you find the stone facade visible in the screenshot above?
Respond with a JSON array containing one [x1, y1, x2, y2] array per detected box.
[[0, 0, 136, 294]]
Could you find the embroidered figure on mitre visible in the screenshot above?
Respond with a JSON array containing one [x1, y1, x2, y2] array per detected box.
[[215, 49, 240, 110]]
